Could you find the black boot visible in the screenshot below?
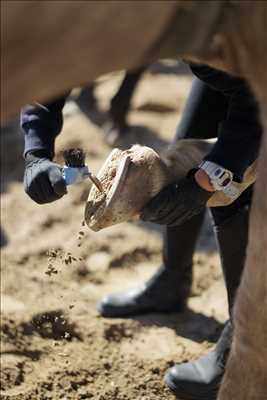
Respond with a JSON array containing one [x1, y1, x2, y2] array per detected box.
[[165, 321, 232, 400], [98, 212, 205, 317], [215, 207, 249, 314], [164, 206, 250, 400]]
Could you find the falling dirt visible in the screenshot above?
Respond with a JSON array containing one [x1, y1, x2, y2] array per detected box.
[[1, 69, 228, 399]]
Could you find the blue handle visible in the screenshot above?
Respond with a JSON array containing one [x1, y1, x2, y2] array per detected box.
[[62, 165, 90, 186]]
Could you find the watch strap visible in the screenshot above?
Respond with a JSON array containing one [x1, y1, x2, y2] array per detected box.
[[199, 161, 234, 194]]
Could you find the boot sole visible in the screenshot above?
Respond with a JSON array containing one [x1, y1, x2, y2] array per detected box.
[[98, 302, 185, 318], [164, 373, 221, 400]]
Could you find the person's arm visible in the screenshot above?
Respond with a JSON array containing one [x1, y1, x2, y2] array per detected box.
[[21, 93, 70, 204], [21, 93, 70, 158], [142, 67, 261, 227], [190, 64, 262, 182]]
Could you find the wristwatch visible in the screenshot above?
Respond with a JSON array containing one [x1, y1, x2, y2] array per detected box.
[[199, 161, 234, 193]]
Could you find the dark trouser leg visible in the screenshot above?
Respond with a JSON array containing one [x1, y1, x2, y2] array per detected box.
[[173, 78, 228, 142], [160, 78, 229, 291], [164, 187, 252, 400], [98, 78, 229, 318]]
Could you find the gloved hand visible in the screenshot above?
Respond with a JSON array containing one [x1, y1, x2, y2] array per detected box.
[[24, 151, 67, 204], [141, 174, 213, 226]]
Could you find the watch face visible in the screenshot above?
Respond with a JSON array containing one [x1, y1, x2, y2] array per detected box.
[[201, 162, 233, 190], [215, 168, 223, 176]]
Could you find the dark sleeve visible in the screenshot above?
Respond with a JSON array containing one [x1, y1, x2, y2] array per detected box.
[[21, 92, 70, 158], [190, 64, 262, 182]]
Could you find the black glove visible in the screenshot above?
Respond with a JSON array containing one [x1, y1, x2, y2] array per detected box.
[[141, 175, 213, 226], [24, 151, 67, 204]]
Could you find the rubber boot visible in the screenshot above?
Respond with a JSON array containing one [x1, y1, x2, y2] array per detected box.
[[164, 206, 249, 400], [216, 207, 249, 314], [98, 211, 205, 317]]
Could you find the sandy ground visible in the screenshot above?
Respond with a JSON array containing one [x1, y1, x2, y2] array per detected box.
[[1, 69, 228, 400]]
